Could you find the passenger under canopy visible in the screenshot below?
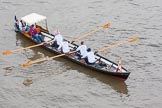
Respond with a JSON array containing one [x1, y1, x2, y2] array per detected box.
[[21, 13, 48, 30]]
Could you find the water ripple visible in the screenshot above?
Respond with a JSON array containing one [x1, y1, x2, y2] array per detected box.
[[0, 0, 162, 108]]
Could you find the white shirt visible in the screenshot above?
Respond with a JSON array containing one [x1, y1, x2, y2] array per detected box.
[[82, 51, 96, 63], [58, 41, 70, 53], [19, 21, 22, 31], [54, 34, 63, 46], [76, 45, 87, 56]]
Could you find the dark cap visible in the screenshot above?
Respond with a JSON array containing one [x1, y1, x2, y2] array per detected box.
[[87, 48, 91, 52], [81, 41, 84, 45]]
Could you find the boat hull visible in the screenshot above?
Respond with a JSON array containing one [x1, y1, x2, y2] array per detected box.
[[16, 31, 130, 81]]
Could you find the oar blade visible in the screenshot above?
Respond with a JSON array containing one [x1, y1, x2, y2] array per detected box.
[[22, 61, 32, 67], [2, 50, 11, 56], [103, 23, 111, 28], [128, 37, 139, 42]]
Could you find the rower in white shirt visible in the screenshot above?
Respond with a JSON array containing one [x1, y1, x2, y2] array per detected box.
[[58, 40, 70, 53], [18, 20, 23, 32], [82, 48, 96, 65], [76, 41, 87, 59], [52, 30, 63, 48]]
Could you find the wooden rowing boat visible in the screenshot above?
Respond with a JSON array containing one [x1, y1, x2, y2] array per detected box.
[[14, 13, 130, 80]]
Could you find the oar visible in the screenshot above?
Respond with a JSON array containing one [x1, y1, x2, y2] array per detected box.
[[71, 23, 110, 43], [2, 40, 54, 56], [95, 37, 139, 53], [22, 51, 76, 67]]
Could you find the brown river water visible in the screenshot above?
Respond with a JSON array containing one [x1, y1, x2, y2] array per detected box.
[[0, 0, 162, 108]]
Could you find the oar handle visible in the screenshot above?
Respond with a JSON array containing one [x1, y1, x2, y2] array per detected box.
[[51, 53, 65, 59]]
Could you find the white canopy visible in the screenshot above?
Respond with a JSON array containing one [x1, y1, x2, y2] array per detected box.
[[21, 13, 47, 26]]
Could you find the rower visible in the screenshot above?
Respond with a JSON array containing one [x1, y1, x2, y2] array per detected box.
[[82, 48, 96, 65], [58, 40, 70, 54], [51, 29, 63, 48], [76, 41, 87, 59]]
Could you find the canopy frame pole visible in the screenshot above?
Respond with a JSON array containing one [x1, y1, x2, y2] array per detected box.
[[45, 19, 48, 30]]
